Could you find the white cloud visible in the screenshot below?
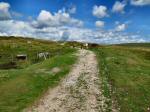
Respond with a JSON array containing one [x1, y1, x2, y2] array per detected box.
[[37, 10, 53, 22], [61, 30, 70, 41], [11, 11, 23, 18], [115, 21, 120, 25], [0, 3, 147, 44], [130, 0, 150, 6], [0, 20, 146, 44], [115, 23, 127, 31], [0, 32, 8, 36], [0, 2, 11, 20], [68, 6, 76, 14], [93, 5, 108, 18], [95, 21, 105, 28], [112, 1, 126, 13], [33, 10, 83, 28], [0, 2, 10, 10], [0, 20, 35, 37]]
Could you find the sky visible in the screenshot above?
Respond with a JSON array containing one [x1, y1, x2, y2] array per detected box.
[[0, 0, 150, 44]]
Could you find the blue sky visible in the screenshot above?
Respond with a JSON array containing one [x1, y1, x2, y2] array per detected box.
[[0, 0, 150, 44]]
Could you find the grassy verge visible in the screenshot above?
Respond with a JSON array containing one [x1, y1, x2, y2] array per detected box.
[[93, 45, 150, 112], [0, 49, 77, 112]]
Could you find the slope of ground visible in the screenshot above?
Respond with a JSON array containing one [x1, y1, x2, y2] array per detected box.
[[115, 43, 150, 48], [1, 36, 150, 112], [93, 45, 150, 112], [26, 49, 109, 112], [0, 37, 77, 112], [0, 36, 73, 68]]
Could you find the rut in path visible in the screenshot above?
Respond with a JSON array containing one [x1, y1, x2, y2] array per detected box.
[[27, 49, 108, 112]]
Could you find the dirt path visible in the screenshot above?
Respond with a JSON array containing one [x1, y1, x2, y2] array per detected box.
[[27, 49, 108, 112]]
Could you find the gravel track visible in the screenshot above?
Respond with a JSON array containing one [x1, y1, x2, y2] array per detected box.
[[26, 49, 108, 112]]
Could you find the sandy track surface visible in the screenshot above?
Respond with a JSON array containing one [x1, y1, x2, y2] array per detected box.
[[26, 49, 107, 112]]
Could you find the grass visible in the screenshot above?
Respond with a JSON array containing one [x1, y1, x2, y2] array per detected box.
[[0, 36, 72, 67], [93, 44, 150, 112], [0, 52, 77, 112], [1, 36, 150, 112], [0, 37, 77, 112]]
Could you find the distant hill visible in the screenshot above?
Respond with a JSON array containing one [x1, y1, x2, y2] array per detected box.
[[114, 43, 150, 48]]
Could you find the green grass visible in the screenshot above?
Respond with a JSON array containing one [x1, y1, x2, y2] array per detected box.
[[93, 45, 150, 112], [0, 37, 77, 112], [1, 37, 150, 112], [0, 36, 72, 67], [0, 51, 77, 112]]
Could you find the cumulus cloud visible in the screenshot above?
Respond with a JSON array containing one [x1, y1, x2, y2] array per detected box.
[[93, 5, 108, 18], [0, 20, 146, 44], [11, 11, 23, 18], [0, 20, 35, 37], [95, 21, 105, 28], [68, 5, 76, 14], [32, 10, 83, 28], [130, 0, 150, 6], [112, 1, 126, 13], [0, 2, 11, 20], [0, 2, 147, 44], [60, 30, 70, 41], [115, 23, 127, 31]]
